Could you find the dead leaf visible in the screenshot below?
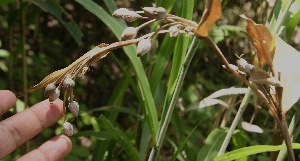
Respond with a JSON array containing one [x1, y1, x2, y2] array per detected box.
[[194, 0, 221, 38], [250, 69, 282, 87], [241, 15, 275, 68], [273, 36, 300, 112]]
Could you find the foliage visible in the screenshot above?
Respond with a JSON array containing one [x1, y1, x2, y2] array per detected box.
[[0, 0, 300, 161]]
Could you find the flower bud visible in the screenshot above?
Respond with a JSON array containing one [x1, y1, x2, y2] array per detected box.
[[44, 83, 56, 97], [237, 58, 255, 74], [63, 122, 73, 137], [169, 25, 180, 37], [112, 8, 142, 22], [62, 77, 75, 91], [121, 27, 137, 41], [112, 8, 130, 18], [137, 39, 151, 56], [143, 7, 166, 20], [49, 88, 60, 102], [68, 101, 79, 117]]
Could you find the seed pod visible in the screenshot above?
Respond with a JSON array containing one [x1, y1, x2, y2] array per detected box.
[[169, 25, 180, 37], [237, 58, 255, 74], [49, 88, 60, 102], [143, 7, 166, 20], [121, 27, 137, 41], [112, 8, 141, 22], [68, 101, 79, 117], [44, 83, 56, 97], [112, 8, 130, 18], [137, 39, 151, 56], [62, 77, 75, 91], [63, 122, 73, 137]]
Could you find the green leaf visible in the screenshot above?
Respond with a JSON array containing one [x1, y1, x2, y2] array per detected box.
[[285, 1, 300, 41], [32, 0, 83, 45], [215, 143, 300, 161], [0, 0, 15, 6], [197, 128, 227, 161], [98, 115, 140, 161], [75, 0, 159, 143]]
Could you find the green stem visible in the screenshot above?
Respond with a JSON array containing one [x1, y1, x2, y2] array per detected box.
[[217, 87, 252, 156], [147, 37, 200, 161]]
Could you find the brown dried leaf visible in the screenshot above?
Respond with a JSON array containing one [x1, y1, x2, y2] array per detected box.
[[194, 0, 222, 38], [241, 15, 275, 68], [250, 69, 282, 87]]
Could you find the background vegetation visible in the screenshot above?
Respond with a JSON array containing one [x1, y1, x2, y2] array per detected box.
[[0, 0, 299, 160]]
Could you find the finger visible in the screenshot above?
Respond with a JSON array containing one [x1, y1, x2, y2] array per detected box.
[[0, 90, 17, 116], [0, 99, 63, 159], [16, 135, 72, 161]]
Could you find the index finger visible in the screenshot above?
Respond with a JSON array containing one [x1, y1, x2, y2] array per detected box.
[[0, 90, 17, 116], [0, 99, 64, 159]]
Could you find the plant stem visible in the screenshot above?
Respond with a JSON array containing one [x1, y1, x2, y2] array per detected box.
[[280, 113, 295, 161], [148, 37, 200, 161], [217, 87, 252, 156], [276, 108, 300, 161]]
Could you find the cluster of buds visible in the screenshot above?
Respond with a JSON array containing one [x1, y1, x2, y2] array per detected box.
[[37, 5, 199, 137], [44, 76, 79, 137], [113, 6, 197, 57]]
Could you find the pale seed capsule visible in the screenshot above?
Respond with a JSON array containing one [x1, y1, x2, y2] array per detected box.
[[62, 77, 75, 91], [137, 39, 151, 56], [68, 101, 79, 117], [112, 8, 130, 18], [112, 8, 142, 22], [44, 83, 56, 97], [155, 7, 167, 20], [237, 58, 255, 74], [63, 122, 73, 137], [121, 27, 137, 41], [49, 88, 60, 102], [143, 7, 166, 20]]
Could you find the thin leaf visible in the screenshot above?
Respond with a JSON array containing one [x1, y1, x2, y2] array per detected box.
[[215, 143, 300, 161], [207, 87, 248, 99], [32, 0, 83, 45], [195, 0, 222, 37], [99, 115, 140, 161], [197, 128, 227, 161]]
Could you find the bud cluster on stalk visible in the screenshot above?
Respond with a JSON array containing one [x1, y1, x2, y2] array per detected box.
[[113, 6, 197, 57], [44, 76, 80, 137]]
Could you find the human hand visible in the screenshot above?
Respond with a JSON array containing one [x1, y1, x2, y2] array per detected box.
[[0, 90, 72, 160]]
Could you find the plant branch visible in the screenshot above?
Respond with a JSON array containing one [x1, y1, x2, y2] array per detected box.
[[148, 37, 200, 161]]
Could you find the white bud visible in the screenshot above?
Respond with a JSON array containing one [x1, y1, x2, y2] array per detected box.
[[113, 8, 141, 22], [112, 8, 130, 18], [143, 7, 166, 20], [49, 87, 60, 102], [121, 27, 137, 41], [62, 77, 75, 91], [44, 83, 56, 97], [68, 101, 79, 117], [63, 122, 73, 137], [137, 39, 151, 56], [237, 58, 255, 74], [169, 25, 180, 37]]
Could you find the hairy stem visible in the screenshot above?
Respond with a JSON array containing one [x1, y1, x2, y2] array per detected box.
[[148, 37, 200, 161]]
